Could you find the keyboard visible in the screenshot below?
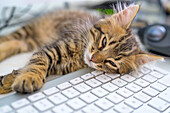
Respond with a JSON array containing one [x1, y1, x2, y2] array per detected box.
[[0, 65, 170, 113]]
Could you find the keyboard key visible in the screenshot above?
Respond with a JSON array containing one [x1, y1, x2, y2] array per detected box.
[[114, 103, 133, 113], [116, 88, 133, 98], [105, 109, 118, 113], [33, 99, 54, 111], [159, 88, 170, 103], [11, 98, 29, 109], [142, 75, 157, 83], [142, 87, 159, 97], [81, 73, 94, 80], [85, 78, 102, 88], [106, 93, 124, 104], [82, 104, 103, 113], [57, 82, 72, 90], [150, 71, 164, 79], [121, 74, 136, 82], [43, 87, 59, 96], [95, 98, 114, 110], [70, 77, 83, 85], [17, 105, 38, 113], [91, 70, 104, 76], [102, 82, 118, 92], [112, 78, 127, 87], [125, 83, 142, 93], [80, 92, 98, 103], [48, 93, 68, 105], [105, 73, 120, 79], [131, 72, 144, 78], [43, 110, 53, 113], [139, 67, 151, 74], [133, 105, 159, 113], [96, 74, 111, 83], [148, 98, 169, 112], [134, 92, 151, 103], [164, 107, 170, 113], [158, 75, 170, 86], [62, 87, 80, 98], [154, 67, 168, 75], [74, 83, 91, 93], [125, 97, 142, 109], [67, 98, 86, 110], [134, 79, 150, 88], [74, 111, 84, 113], [91, 87, 109, 97], [150, 82, 167, 92], [28, 92, 45, 102], [52, 104, 73, 113], [0, 105, 13, 113]]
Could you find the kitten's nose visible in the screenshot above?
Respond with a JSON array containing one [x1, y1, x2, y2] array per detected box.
[[91, 52, 105, 63], [91, 55, 95, 63]]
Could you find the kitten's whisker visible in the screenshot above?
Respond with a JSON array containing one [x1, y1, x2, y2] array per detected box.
[[123, 2, 127, 9], [112, 4, 117, 14], [119, 2, 122, 11]]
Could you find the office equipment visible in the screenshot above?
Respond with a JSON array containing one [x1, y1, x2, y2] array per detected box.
[[138, 24, 170, 56], [0, 64, 169, 113]]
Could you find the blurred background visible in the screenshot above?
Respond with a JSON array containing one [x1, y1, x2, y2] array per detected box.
[[0, 0, 169, 35]]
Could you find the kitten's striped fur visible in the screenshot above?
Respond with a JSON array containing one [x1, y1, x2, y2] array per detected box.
[[0, 3, 162, 94]]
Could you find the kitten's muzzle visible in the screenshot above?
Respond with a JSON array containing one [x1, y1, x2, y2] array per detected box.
[[91, 52, 106, 63], [90, 55, 96, 63]]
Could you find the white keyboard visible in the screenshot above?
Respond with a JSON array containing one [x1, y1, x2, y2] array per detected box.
[[0, 66, 170, 113]]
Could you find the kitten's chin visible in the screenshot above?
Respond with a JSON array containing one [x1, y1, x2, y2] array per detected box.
[[84, 55, 96, 69], [84, 49, 96, 69]]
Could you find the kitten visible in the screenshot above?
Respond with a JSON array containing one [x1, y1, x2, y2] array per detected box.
[[0, 3, 163, 94]]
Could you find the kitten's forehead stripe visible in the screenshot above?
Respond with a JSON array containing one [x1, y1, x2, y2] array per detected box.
[[118, 38, 139, 56], [118, 33, 131, 42], [90, 29, 95, 39], [93, 25, 104, 34], [109, 41, 116, 45]]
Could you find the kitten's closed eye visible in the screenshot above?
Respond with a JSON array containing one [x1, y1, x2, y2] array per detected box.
[[115, 57, 122, 60], [104, 59, 117, 67], [109, 41, 116, 45]]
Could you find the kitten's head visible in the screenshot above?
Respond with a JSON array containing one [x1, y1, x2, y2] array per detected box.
[[84, 3, 163, 74]]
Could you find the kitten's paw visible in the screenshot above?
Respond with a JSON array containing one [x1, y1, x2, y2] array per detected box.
[[0, 85, 12, 94], [12, 73, 45, 93], [0, 73, 15, 94]]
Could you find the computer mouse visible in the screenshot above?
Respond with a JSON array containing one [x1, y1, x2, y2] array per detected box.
[[138, 24, 170, 56], [147, 25, 166, 42]]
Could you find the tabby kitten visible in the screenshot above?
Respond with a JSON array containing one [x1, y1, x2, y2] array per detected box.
[[0, 3, 162, 94]]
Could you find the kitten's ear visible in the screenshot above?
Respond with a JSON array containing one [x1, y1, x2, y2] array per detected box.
[[135, 53, 164, 66], [111, 4, 140, 29]]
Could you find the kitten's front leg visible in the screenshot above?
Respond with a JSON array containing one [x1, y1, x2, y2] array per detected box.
[[12, 51, 49, 93], [10, 39, 84, 93]]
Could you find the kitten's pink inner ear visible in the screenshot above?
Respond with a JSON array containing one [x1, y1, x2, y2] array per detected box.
[[111, 5, 140, 29], [135, 54, 164, 66]]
